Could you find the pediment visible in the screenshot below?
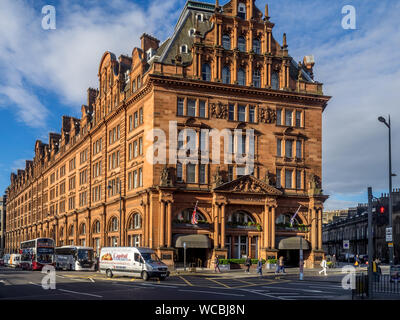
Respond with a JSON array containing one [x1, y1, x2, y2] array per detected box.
[[214, 175, 282, 195]]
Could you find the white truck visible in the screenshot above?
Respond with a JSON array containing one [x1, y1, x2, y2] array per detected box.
[[99, 247, 169, 281]]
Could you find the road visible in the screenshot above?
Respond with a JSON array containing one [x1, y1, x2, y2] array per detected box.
[[0, 266, 351, 300]]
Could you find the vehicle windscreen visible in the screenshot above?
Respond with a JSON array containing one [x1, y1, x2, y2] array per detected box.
[[37, 248, 54, 264], [77, 249, 93, 261], [141, 252, 161, 263]]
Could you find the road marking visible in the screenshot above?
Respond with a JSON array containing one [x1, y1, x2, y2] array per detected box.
[[179, 289, 244, 297], [239, 288, 288, 300], [139, 283, 178, 288], [205, 278, 231, 288], [130, 278, 136, 282], [58, 288, 102, 298], [89, 278, 95, 283], [179, 276, 194, 286], [29, 282, 42, 287], [261, 286, 324, 293]]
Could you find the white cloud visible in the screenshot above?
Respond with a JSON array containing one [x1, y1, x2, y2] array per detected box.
[[0, 0, 180, 127]]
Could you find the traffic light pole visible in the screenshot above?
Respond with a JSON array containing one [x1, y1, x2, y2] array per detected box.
[[368, 187, 373, 298]]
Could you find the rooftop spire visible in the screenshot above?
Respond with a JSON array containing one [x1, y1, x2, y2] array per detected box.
[[265, 4, 270, 20], [283, 33, 288, 48]]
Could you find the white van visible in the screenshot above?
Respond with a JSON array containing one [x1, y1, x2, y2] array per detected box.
[[9, 254, 21, 268], [99, 247, 169, 281]]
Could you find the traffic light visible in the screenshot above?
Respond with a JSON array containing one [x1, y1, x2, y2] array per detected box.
[[375, 203, 388, 226]]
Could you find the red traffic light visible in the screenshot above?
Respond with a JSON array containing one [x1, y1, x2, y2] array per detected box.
[[380, 206, 385, 214]]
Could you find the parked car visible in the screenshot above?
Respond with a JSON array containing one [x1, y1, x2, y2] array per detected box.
[[3, 254, 11, 267], [9, 254, 21, 268], [99, 247, 169, 281]]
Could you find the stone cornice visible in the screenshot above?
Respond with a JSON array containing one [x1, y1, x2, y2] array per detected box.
[[149, 74, 330, 107]]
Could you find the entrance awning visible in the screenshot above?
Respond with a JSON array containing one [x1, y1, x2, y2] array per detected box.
[[278, 237, 310, 250], [173, 234, 211, 248]]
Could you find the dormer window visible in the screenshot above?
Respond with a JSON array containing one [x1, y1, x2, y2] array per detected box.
[[196, 13, 204, 22], [188, 28, 196, 37], [125, 70, 130, 84], [238, 3, 246, 19], [180, 44, 188, 54], [146, 48, 156, 61]]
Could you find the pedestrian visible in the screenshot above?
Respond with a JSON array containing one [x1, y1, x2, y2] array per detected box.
[[319, 257, 327, 276], [275, 256, 285, 274], [214, 255, 221, 273], [257, 257, 263, 277], [355, 254, 361, 268], [332, 254, 337, 268], [245, 256, 252, 273]]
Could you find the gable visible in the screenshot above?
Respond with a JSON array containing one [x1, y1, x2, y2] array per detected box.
[[214, 174, 282, 195]]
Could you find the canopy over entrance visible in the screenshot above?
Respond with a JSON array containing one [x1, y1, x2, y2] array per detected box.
[[278, 237, 310, 250], [173, 234, 211, 248]]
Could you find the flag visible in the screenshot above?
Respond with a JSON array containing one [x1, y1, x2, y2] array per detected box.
[[290, 205, 302, 227], [191, 201, 198, 225]]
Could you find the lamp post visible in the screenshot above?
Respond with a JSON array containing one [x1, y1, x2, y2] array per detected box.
[[183, 242, 187, 271], [378, 115, 394, 266], [107, 179, 122, 246]]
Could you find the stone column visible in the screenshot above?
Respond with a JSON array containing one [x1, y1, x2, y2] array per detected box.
[[167, 201, 172, 247], [311, 208, 317, 250], [213, 204, 219, 248], [263, 205, 269, 248], [271, 206, 276, 249], [85, 215, 90, 247], [221, 204, 226, 249], [64, 217, 68, 245], [160, 200, 166, 247], [318, 208, 322, 250]]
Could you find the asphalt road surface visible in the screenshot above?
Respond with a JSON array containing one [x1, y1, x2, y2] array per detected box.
[[0, 266, 350, 300]]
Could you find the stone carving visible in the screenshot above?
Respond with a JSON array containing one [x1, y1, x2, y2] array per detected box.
[[259, 107, 277, 124], [232, 179, 262, 193], [212, 167, 223, 188], [160, 166, 172, 187], [264, 170, 271, 185], [210, 102, 228, 119], [308, 174, 322, 195]]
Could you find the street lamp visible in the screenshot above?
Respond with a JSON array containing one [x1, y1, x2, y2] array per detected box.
[[183, 242, 187, 271], [378, 115, 395, 266], [107, 179, 122, 246]]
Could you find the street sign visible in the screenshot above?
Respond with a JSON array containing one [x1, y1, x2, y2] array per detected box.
[[343, 240, 350, 249], [386, 227, 393, 242]]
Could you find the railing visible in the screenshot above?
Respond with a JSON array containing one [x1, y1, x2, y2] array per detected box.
[[353, 273, 400, 299]]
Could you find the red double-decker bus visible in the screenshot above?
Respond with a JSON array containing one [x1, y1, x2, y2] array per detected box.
[[20, 238, 55, 270]]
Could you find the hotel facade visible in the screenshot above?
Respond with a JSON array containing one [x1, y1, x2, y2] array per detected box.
[[5, 0, 330, 268]]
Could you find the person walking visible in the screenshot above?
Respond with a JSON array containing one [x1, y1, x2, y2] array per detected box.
[[355, 254, 361, 268], [214, 255, 221, 273], [332, 254, 337, 268], [257, 258, 263, 277], [275, 256, 285, 274], [245, 256, 252, 273], [319, 257, 327, 276]]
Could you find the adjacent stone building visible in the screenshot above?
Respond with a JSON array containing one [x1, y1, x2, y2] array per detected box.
[[0, 195, 6, 256], [5, 0, 330, 268]]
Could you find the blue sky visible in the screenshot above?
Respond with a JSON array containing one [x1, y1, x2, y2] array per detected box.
[[0, 0, 399, 210]]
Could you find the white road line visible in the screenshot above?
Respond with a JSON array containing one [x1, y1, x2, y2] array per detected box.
[[261, 286, 324, 293], [29, 282, 42, 287], [58, 289, 102, 298], [89, 278, 95, 283], [179, 289, 244, 297], [139, 283, 177, 288], [239, 289, 288, 300]]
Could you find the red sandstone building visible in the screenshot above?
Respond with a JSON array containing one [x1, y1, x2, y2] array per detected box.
[[5, 0, 330, 268]]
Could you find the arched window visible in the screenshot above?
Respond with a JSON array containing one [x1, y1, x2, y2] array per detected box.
[[180, 44, 188, 54], [271, 72, 279, 90], [202, 63, 211, 81], [93, 221, 100, 234], [79, 223, 86, 235], [128, 213, 142, 230], [227, 211, 255, 224], [68, 225, 74, 237], [238, 3, 246, 19], [253, 38, 261, 54], [237, 68, 246, 86], [222, 34, 231, 50], [238, 36, 246, 52], [275, 213, 301, 230], [253, 68, 261, 88], [222, 66, 231, 84], [109, 217, 118, 232], [176, 208, 207, 223]]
